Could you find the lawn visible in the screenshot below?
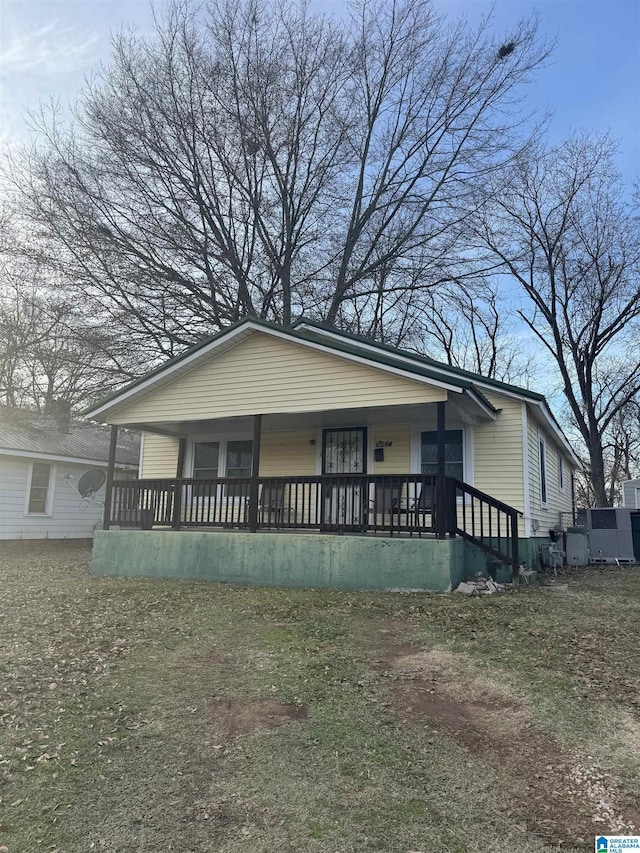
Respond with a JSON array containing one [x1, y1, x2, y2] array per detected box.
[[1, 541, 639, 852]]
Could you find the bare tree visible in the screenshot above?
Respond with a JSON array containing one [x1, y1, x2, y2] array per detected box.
[[409, 282, 536, 382], [478, 134, 640, 505], [0, 216, 143, 411], [6, 0, 550, 358], [335, 269, 536, 382], [604, 400, 640, 504], [0, 283, 143, 412], [0, 284, 52, 408]]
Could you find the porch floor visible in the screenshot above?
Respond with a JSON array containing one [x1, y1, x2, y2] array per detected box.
[[112, 524, 444, 540]]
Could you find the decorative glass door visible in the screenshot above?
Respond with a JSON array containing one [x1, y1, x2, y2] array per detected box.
[[321, 428, 367, 528]]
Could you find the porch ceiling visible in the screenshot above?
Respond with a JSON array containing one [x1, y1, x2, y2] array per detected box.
[[118, 393, 494, 438]]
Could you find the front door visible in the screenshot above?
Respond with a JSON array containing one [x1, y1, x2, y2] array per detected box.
[[321, 427, 367, 529]]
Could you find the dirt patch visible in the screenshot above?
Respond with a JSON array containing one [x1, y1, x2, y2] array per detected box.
[[183, 651, 227, 668], [373, 641, 422, 671], [394, 688, 518, 746], [565, 629, 640, 707], [380, 645, 638, 848], [206, 698, 307, 738]]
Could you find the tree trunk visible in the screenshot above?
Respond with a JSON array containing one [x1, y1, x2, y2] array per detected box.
[[588, 440, 609, 507]]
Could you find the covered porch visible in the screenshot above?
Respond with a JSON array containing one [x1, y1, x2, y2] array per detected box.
[[101, 397, 520, 576]]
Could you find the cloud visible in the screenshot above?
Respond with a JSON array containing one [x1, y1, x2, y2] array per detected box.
[[0, 22, 99, 76]]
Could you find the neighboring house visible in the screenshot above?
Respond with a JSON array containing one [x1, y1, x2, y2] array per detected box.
[[85, 318, 579, 590], [622, 477, 640, 509], [0, 408, 140, 540]]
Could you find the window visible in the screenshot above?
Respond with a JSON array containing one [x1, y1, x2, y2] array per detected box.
[[226, 440, 253, 479], [27, 462, 53, 514], [193, 442, 220, 479], [226, 440, 253, 497], [558, 450, 564, 491], [191, 438, 253, 498], [420, 430, 463, 480], [539, 436, 547, 506]]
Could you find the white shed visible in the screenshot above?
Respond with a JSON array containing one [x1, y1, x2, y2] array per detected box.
[[0, 408, 140, 540], [622, 478, 640, 510]]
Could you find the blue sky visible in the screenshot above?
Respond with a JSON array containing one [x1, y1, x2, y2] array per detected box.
[[0, 0, 637, 405], [1, 0, 638, 184]]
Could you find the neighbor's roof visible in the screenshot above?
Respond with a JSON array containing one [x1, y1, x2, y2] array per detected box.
[[0, 407, 140, 467], [83, 316, 578, 463]]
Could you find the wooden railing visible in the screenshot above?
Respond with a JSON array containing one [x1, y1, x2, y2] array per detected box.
[[107, 473, 520, 575], [108, 474, 439, 535], [449, 479, 520, 577]]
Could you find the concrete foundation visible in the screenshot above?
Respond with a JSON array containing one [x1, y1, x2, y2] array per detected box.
[[90, 529, 545, 591], [92, 529, 472, 592]]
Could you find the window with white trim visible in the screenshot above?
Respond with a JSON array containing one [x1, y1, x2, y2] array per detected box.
[[539, 435, 547, 506], [420, 430, 463, 480], [191, 438, 253, 497], [225, 440, 253, 497], [27, 462, 53, 514], [193, 442, 220, 479], [558, 450, 564, 491]]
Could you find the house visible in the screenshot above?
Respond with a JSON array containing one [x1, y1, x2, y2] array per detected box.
[[622, 477, 640, 509], [85, 317, 579, 590], [0, 407, 140, 540]]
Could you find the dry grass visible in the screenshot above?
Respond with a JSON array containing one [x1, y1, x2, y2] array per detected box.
[[1, 540, 639, 852]]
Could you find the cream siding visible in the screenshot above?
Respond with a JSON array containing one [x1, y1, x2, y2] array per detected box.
[[370, 424, 412, 474], [259, 430, 318, 476], [527, 409, 575, 534], [108, 332, 447, 425], [473, 391, 525, 513], [139, 425, 415, 480], [140, 434, 180, 479]]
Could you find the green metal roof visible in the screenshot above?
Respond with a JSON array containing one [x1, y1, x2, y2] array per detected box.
[[292, 318, 546, 403]]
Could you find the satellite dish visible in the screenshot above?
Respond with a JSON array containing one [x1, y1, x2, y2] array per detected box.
[[78, 469, 106, 498]]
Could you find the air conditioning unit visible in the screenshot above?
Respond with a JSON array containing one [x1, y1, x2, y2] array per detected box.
[[586, 508, 635, 564], [566, 527, 588, 566]]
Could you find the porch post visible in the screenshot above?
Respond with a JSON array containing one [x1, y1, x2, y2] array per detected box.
[[436, 400, 447, 539], [103, 424, 118, 531], [248, 414, 262, 532], [511, 512, 520, 580], [176, 437, 187, 477], [172, 437, 187, 530]]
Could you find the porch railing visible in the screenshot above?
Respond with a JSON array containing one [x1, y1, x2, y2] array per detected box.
[[106, 473, 520, 575], [449, 478, 520, 576], [108, 474, 439, 535]]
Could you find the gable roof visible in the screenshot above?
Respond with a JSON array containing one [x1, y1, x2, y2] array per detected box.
[[292, 319, 579, 463], [0, 407, 140, 467], [83, 316, 578, 463], [292, 318, 547, 402], [84, 316, 471, 418]]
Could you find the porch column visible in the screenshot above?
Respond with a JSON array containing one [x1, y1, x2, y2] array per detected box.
[[511, 513, 520, 580], [436, 400, 447, 539], [172, 437, 187, 530], [176, 437, 187, 477], [248, 414, 262, 532], [103, 424, 118, 531]]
